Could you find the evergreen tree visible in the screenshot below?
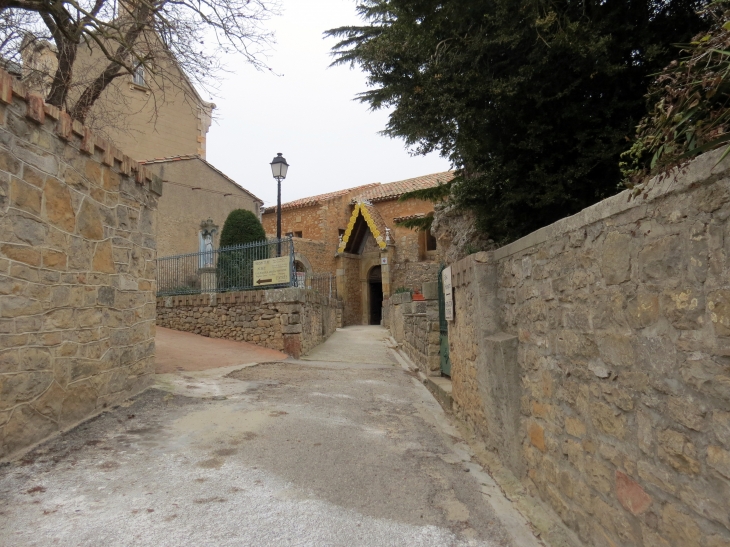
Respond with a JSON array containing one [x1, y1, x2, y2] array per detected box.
[[219, 209, 267, 248], [328, 0, 707, 242], [217, 209, 268, 290]]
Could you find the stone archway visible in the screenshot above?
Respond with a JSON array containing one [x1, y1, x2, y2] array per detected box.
[[293, 252, 313, 275]]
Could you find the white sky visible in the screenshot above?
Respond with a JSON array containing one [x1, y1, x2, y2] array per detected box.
[[205, 0, 450, 208]]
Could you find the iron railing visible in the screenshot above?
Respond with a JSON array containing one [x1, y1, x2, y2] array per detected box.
[[294, 271, 337, 299], [156, 237, 295, 296]]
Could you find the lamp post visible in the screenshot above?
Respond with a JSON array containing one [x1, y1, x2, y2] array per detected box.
[[270, 153, 289, 256]]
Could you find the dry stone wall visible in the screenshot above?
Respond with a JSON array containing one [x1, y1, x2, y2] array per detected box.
[[446, 148, 730, 547], [156, 288, 341, 358], [385, 292, 441, 376], [0, 70, 161, 460]]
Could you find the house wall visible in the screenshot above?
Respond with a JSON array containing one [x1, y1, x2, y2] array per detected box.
[[443, 148, 730, 547], [0, 72, 161, 460], [144, 159, 261, 258], [291, 238, 335, 274], [22, 37, 212, 162], [339, 254, 362, 326], [155, 288, 342, 358]]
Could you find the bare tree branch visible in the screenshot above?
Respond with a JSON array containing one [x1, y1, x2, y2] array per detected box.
[[0, 0, 278, 122]]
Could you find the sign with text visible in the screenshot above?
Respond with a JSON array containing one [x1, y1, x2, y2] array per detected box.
[[253, 256, 291, 286], [442, 266, 454, 321]]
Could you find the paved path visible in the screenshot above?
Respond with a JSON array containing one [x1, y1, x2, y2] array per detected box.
[[0, 327, 541, 547], [155, 326, 287, 373]]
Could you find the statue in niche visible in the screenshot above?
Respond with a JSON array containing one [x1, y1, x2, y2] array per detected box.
[[199, 218, 218, 268]]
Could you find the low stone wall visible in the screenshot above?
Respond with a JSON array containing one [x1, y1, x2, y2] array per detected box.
[[385, 291, 440, 376], [0, 71, 161, 460], [155, 288, 342, 358], [444, 148, 730, 546]]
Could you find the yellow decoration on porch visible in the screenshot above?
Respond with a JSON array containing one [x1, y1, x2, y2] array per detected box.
[[337, 202, 387, 254]]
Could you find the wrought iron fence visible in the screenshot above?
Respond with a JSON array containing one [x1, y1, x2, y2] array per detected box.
[[294, 271, 337, 299], [156, 237, 295, 296]]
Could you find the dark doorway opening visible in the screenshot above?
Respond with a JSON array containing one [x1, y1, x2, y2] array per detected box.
[[368, 266, 383, 325]]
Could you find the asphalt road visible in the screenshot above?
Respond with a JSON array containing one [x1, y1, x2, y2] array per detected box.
[[0, 326, 541, 547]]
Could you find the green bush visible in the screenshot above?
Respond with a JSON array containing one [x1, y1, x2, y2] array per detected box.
[[621, 3, 730, 187], [217, 209, 268, 290], [219, 209, 266, 248]]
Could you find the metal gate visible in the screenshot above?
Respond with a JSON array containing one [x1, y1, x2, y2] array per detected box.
[[437, 264, 451, 376]]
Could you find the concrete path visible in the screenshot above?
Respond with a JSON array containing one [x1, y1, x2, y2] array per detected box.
[[0, 326, 541, 547]]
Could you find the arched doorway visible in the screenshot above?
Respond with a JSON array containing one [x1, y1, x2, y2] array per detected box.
[[368, 266, 383, 325]]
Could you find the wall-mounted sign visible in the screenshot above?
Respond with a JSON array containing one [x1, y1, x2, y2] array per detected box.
[[381, 257, 388, 265], [442, 266, 454, 321], [253, 256, 291, 286]]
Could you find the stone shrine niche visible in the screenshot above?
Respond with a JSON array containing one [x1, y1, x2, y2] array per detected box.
[[199, 218, 218, 267]]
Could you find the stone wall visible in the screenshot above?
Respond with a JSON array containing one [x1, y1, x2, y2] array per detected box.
[[0, 71, 161, 460], [155, 287, 342, 358], [445, 148, 730, 546], [292, 238, 335, 274], [390, 261, 440, 294], [340, 254, 361, 326], [385, 291, 441, 376]]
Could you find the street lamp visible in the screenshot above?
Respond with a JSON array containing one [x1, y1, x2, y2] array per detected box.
[[270, 152, 289, 256]]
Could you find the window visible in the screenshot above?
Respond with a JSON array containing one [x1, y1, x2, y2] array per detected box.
[[294, 231, 302, 238], [285, 231, 293, 237], [133, 64, 146, 87]]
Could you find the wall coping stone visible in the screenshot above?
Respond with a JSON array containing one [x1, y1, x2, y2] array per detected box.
[[490, 147, 730, 261], [157, 288, 342, 309], [0, 68, 162, 196]]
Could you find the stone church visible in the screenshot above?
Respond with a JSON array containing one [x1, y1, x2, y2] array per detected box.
[[262, 172, 453, 326]]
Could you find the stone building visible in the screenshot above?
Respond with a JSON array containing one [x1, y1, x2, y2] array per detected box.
[[140, 155, 262, 257], [20, 39, 261, 260], [262, 172, 453, 326]]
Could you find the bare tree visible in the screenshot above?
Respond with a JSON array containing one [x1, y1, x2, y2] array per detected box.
[[0, 0, 278, 123]]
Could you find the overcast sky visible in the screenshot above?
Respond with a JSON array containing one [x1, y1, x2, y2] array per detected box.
[[205, 0, 450, 208]]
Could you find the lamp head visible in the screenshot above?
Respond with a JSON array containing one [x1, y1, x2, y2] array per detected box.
[[270, 153, 289, 180]]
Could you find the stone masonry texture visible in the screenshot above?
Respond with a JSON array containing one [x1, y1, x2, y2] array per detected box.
[[0, 70, 161, 460], [384, 291, 441, 377], [442, 148, 730, 547], [155, 288, 342, 358]]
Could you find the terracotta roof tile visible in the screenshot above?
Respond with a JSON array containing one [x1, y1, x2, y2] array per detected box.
[[392, 213, 427, 224], [352, 171, 454, 203], [263, 182, 380, 213]]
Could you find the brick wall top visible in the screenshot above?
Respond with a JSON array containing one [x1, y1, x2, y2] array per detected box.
[[0, 69, 162, 196]]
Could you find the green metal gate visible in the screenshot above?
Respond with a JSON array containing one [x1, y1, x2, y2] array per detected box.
[[437, 264, 451, 376]]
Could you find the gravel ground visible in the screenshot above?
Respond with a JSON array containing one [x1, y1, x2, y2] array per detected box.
[[0, 327, 541, 547]]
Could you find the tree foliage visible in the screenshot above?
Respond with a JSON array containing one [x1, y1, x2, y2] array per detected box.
[[0, 0, 277, 123], [621, 2, 730, 185], [219, 208, 266, 248], [328, 0, 707, 243], [217, 209, 268, 291]]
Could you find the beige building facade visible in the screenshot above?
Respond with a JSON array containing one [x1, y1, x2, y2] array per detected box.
[[21, 37, 214, 162], [141, 155, 262, 258], [21, 38, 261, 262]]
